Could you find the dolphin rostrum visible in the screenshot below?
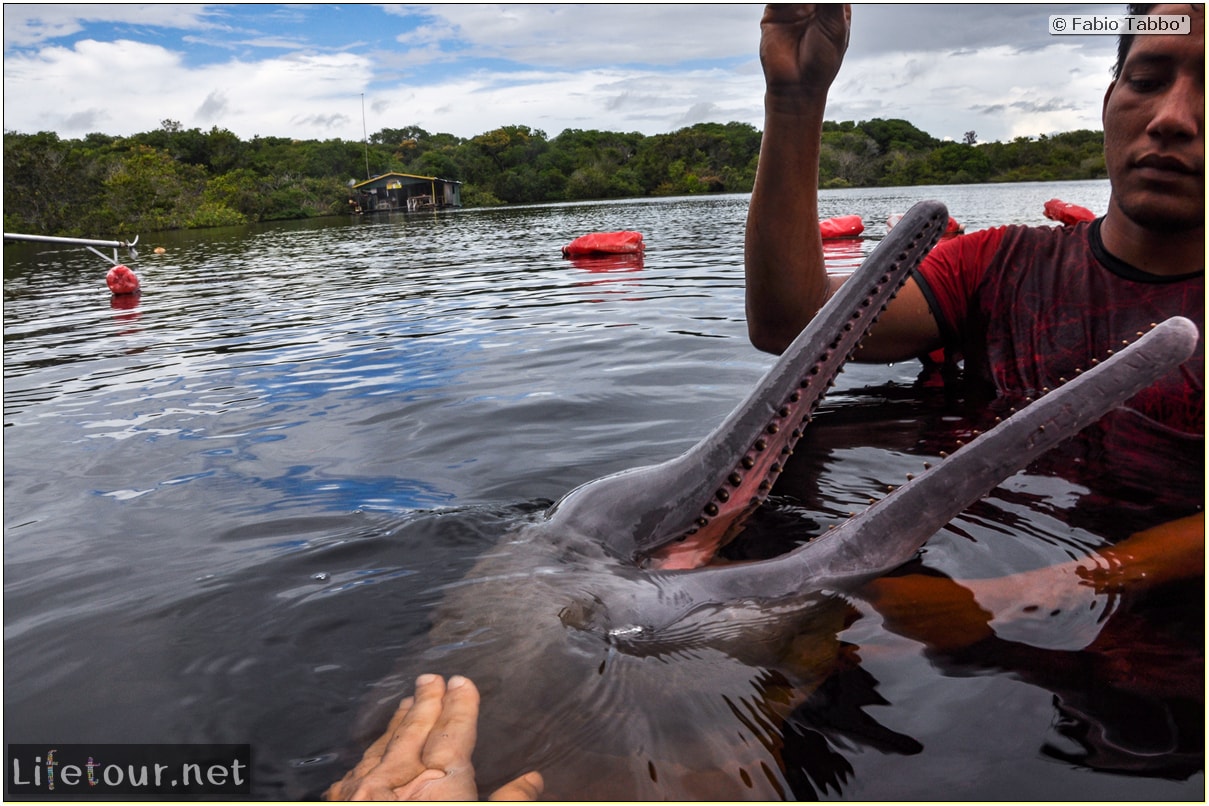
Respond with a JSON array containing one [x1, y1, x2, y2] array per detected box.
[[362, 200, 1199, 799]]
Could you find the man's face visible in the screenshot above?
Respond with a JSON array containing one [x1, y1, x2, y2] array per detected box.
[[1103, 5, 1205, 232]]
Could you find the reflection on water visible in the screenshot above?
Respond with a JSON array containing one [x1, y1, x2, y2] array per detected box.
[[4, 181, 1202, 799]]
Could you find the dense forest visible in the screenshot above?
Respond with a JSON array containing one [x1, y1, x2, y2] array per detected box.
[[3, 118, 1106, 237]]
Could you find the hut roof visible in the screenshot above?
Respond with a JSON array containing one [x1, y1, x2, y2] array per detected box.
[[352, 172, 461, 190]]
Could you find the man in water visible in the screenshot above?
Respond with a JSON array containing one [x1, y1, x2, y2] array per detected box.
[[745, 4, 1203, 451], [744, 0, 1204, 781]]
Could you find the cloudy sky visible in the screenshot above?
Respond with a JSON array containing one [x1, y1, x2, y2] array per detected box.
[[4, 3, 1125, 145]]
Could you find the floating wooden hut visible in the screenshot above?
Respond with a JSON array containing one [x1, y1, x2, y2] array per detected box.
[[350, 172, 462, 214]]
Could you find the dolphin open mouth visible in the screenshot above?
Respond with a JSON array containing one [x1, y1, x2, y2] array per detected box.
[[537, 199, 1198, 640]]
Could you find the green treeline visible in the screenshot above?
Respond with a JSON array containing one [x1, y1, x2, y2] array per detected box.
[[3, 118, 1105, 237]]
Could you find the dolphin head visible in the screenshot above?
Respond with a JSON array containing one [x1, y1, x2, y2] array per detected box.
[[555, 314, 1199, 647], [532, 200, 1200, 645]]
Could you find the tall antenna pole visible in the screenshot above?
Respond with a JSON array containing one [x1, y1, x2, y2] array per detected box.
[[362, 93, 370, 180]]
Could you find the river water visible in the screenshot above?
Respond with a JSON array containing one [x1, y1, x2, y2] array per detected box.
[[4, 179, 1202, 799]]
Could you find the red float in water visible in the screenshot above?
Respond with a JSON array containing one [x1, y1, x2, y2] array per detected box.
[[1043, 198, 1096, 226], [106, 264, 140, 295], [562, 230, 645, 257], [819, 214, 864, 239]]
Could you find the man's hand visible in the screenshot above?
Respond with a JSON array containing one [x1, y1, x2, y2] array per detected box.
[[326, 674, 544, 801], [759, 4, 852, 103]]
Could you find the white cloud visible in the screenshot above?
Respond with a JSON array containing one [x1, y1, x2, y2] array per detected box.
[[360, 66, 764, 139], [829, 41, 1110, 141], [3, 4, 217, 48], [387, 3, 761, 67], [3, 37, 370, 137]]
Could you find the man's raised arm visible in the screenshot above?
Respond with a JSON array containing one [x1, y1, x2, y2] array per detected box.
[[744, 4, 851, 355]]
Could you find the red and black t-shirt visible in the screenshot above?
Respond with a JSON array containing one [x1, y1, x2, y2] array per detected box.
[[913, 219, 1204, 438]]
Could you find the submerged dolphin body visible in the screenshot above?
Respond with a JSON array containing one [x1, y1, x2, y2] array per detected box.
[[367, 201, 1199, 799]]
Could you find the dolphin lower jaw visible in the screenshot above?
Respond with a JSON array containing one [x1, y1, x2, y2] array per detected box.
[[652, 315, 1200, 611], [560, 317, 1199, 644], [545, 201, 951, 566]]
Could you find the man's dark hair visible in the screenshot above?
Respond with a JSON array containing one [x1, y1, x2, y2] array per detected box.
[[1115, 4, 1204, 78], [1116, 4, 1155, 78]]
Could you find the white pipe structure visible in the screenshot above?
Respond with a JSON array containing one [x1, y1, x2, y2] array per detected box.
[[4, 232, 139, 265]]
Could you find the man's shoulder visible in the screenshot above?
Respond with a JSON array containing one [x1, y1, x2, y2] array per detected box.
[[979, 220, 1094, 249], [937, 221, 1096, 268], [929, 221, 1070, 255]]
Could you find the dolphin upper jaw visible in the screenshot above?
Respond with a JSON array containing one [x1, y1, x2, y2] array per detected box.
[[546, 201, 953, 568]]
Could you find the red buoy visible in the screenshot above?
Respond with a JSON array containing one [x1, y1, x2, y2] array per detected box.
[[562, 231, 645, 257], [819, 215, 864, 239], [1043, 199, 1096, 226], [106, 264, 140, 295]]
